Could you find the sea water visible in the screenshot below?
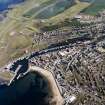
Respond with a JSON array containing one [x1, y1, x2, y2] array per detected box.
[[0, 0, 24, 11], [0, 72, 50, 105]]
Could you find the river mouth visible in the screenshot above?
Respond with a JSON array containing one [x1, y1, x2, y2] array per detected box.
[[0, 72, 53, 105]]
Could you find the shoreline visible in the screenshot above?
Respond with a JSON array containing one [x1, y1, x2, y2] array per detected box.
[[0, 0, 25, 21], [0, 65, 64, 105], [29, 66, 64, 105]]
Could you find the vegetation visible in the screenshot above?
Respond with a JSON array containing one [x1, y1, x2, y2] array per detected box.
[[0, 71, 14, 81], [0, 0, 91, 67], [23, 0, 56, 18], [82, 0, 105, 15], [41, 18, 91, 31], [45, 1, 90, 25], [0, 0, 41, 66]]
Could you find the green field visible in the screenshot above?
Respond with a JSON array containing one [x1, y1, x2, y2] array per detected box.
[[23, 0, 57, 18], [0, 0, 90, 67], [0, 0, 47, 67], [46, 1, 90, 25], [82, 0, 105, 15]]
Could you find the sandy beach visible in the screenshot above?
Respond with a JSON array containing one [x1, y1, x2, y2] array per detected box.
[[29, 66, 64, 105]]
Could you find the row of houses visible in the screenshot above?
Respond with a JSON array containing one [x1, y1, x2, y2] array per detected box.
[[29, 40, 105, 105]]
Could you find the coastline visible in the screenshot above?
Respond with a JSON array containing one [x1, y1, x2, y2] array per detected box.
[[0, 0, 25, 21], [29, 66, 64, 105], [0, 65, 63, 105]]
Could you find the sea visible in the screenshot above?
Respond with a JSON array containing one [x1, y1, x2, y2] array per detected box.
[[0, 72, 50, 105], [0, 0, 24, 11]]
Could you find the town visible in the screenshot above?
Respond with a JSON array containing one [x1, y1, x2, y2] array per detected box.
[[1, 7, 105, 105]]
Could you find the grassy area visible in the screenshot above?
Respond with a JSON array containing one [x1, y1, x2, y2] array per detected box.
[[23, 0, 75, 19], [45, 2, 90, 25], [82, 0, 105, 15], [23, 0, 56, 18], [41, 18, 91, 31], [0, 71, 14, 81], [0, 0, 49, 67], [0, 0, 90, 67]]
